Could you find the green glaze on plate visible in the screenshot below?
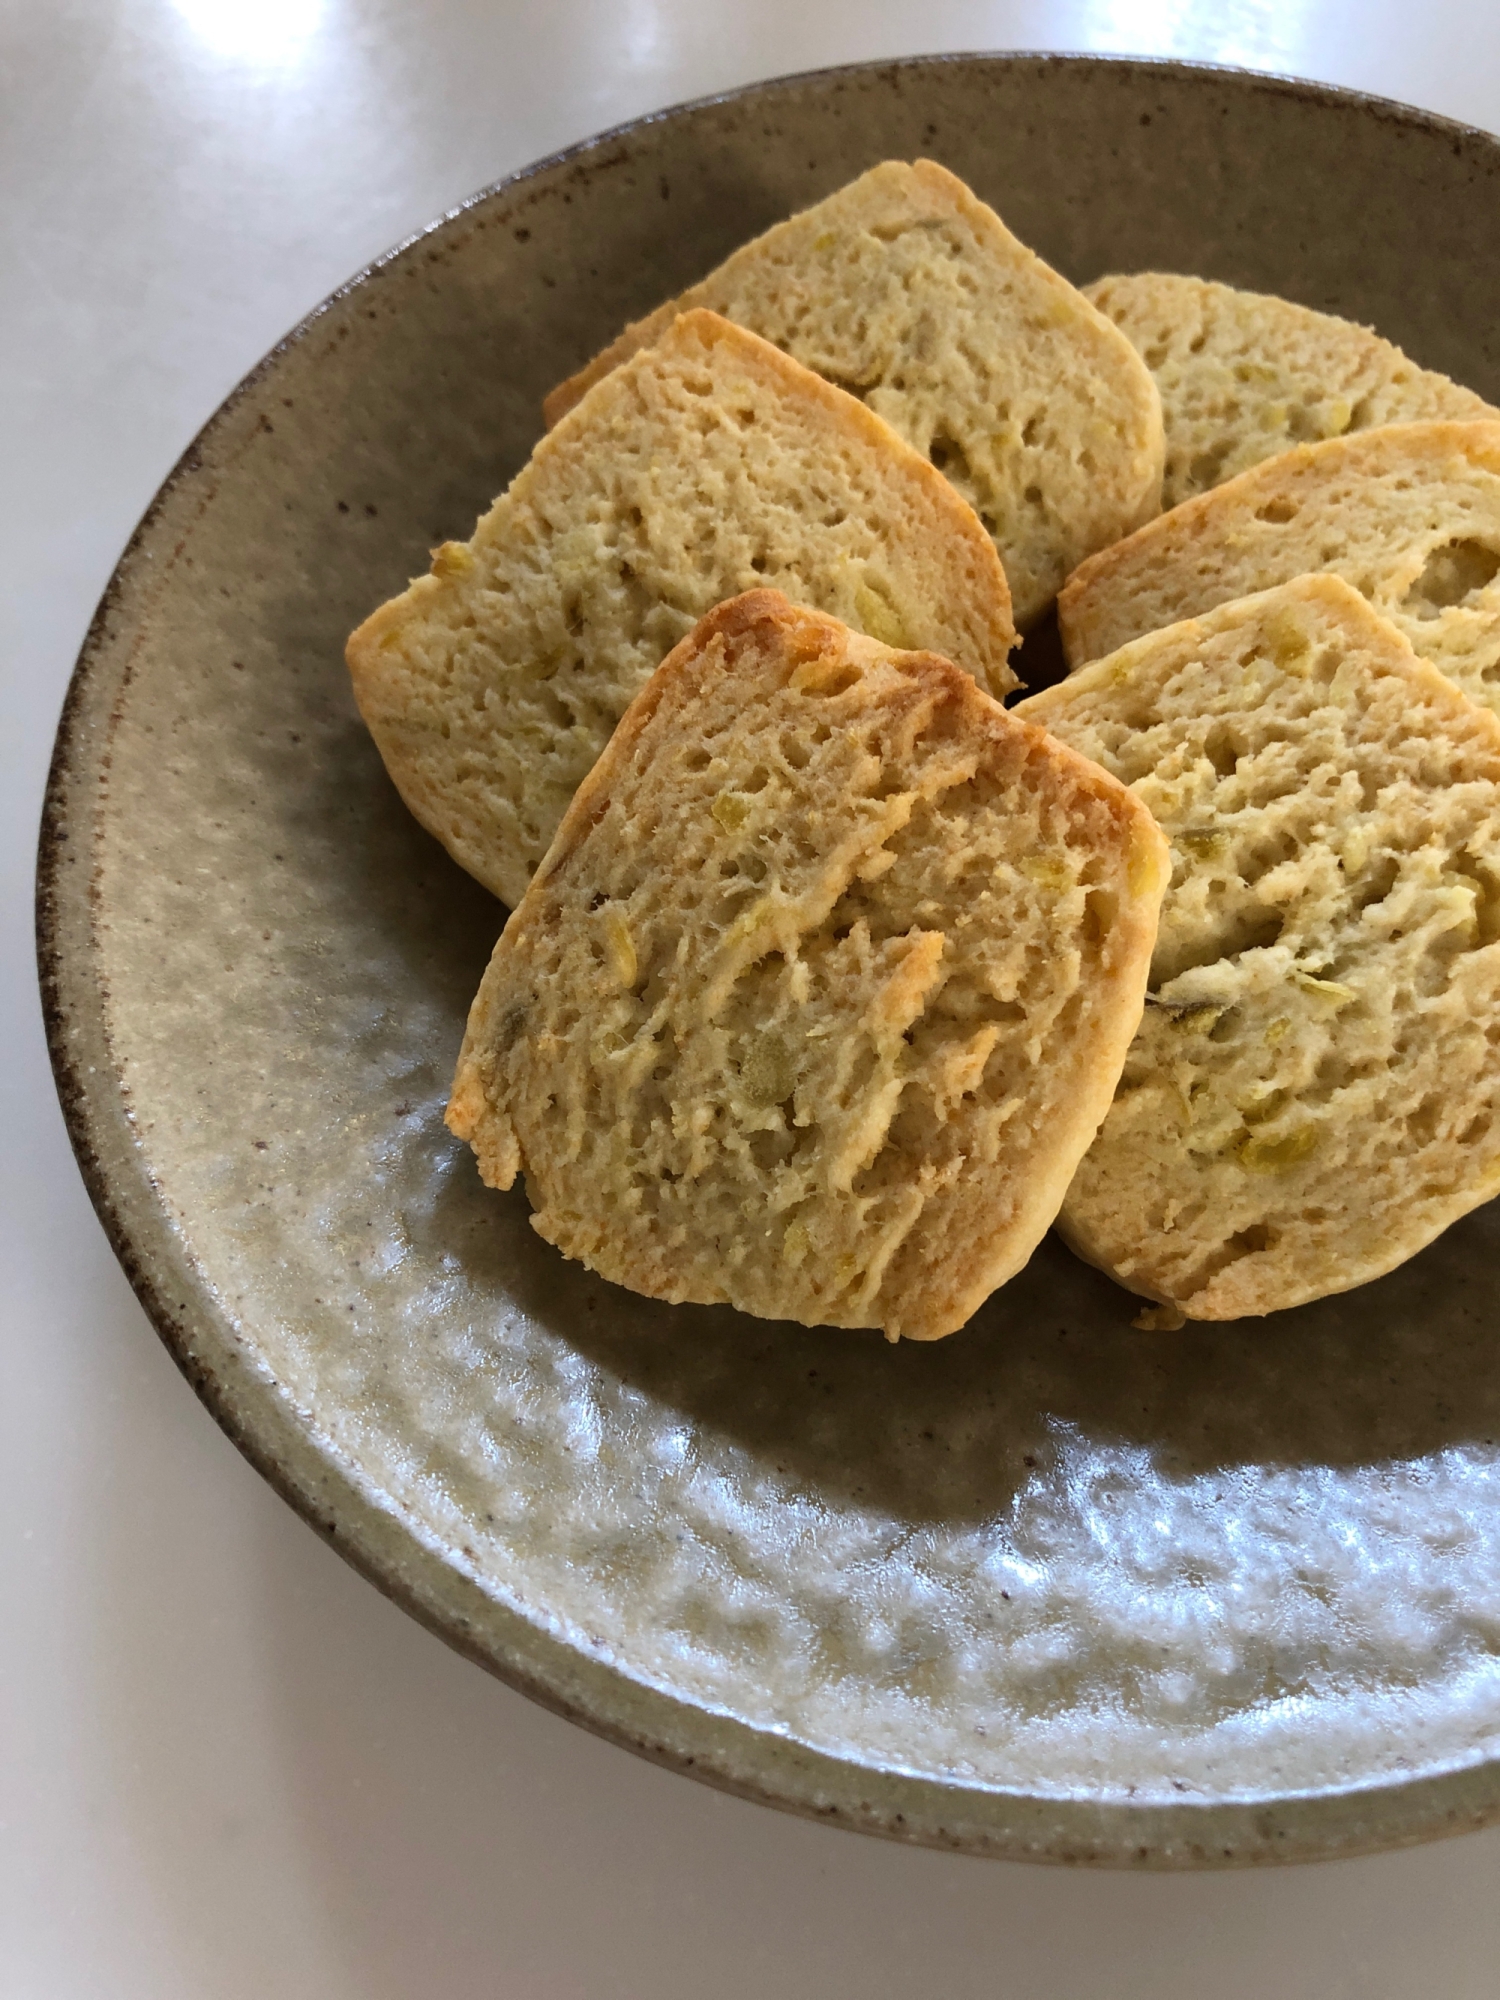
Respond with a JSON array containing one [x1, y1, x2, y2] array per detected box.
[[37, 54, 1500, 1865]]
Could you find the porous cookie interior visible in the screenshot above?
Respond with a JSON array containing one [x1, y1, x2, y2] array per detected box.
[[1058, 422, 1500, 715], [545, 161, 1164, 627], [450, 593, 1166, 1340], [1085, 271, 1496, 507], [348, 311, 1015, 909], [1022, 575, 1500, 1319]]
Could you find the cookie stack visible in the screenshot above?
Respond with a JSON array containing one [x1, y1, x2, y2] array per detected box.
[[348, 160, 1500, 1338]]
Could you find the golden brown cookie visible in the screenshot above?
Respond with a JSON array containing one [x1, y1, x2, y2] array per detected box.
[[348, 309, 1016, 909], [1021, 574, 1500, 1321], [544, 160, 1164, 626], [450, 590, 1168, 1340]]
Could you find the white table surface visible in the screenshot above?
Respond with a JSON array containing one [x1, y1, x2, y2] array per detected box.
[[9, 3, 1500, 1994]]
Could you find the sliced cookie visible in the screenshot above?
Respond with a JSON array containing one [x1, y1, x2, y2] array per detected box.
[[1058, 420, 1500, 715], [348, 309, 1016, 910], [1020, 574, 1500, 1322], [544, 160, 1164, 628], [448, 591, 1169, 1341], [1085, 271, 1495, 508]]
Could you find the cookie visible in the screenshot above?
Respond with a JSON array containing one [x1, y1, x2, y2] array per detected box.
[[449, 591, 1168, 1340]]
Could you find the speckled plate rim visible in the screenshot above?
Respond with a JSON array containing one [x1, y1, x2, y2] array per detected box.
[[36, 51, 1500, 1868]]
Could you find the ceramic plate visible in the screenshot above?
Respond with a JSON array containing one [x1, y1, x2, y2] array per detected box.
[[39, 54, 1500, 1866]]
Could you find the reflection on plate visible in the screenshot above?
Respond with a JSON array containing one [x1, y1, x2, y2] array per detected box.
[[38, 54, 1500, 1865]]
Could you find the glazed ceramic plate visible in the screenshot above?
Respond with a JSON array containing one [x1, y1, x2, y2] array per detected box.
[[40, 55, 1500, 1867]]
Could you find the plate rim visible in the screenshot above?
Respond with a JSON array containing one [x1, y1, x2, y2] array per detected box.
[[35, 48, 1500, 1868]]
